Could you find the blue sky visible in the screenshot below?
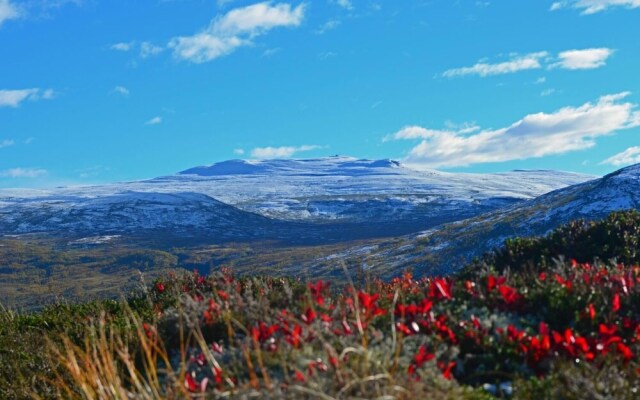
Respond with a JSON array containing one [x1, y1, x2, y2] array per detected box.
[[1, 0, 639, 187]]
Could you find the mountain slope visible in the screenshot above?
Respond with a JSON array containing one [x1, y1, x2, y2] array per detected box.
[[327, 163, 640, 277], [0, 191, 282, 241], [0, 157, 594, 242], [174, 157, 593, 222]]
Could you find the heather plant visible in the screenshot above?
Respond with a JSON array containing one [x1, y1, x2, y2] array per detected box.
[[2, 212, 640, 398], [42, 258, 640, 399], [474, 210, 640, 272]]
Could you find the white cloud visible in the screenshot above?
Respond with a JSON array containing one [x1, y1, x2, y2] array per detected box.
[[0, 139, 14, 148], [169, 35, 247, 62], [0, 167, 48, 178], [443, 52, 549, 78], [0, 0, 19, 27], [233, 148, 245, 155], [145, 116, 162, 125], [443, 48, 613, 78], [251, 144, 322, 159], [262, 47, 281, 57], [40, 88, 56, 99], [2, 0, 82, 26], [140, 41, 163, 58], [0, 89, 37, 107], [169, 2, 305, 63], [554, 48, 613, 69], [389, 93, 640, 169], [318, 51, 337, 60], [541, 88, 556, 96], [551, 0, 640, 14], [535, 77, 547, 84], [111, 41, 163, 58], [112, 86, 130, 96], [0, 88, 54, 107], [314, 19, 340, 34], [386, 123, 480, 143], [332, 0, 354, 10], [111, 41, 134, 51], [217, 0, 236, 7], [602, 146, 640, 166], [388, 126, 452, 141]]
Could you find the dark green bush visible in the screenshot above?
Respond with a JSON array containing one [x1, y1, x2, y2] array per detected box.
[[473, 210, 640, 273]]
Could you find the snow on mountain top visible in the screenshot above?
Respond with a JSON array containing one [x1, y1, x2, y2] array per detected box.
[[0, 157, 602, 223], [180, 157, 403, 177], [605, 163, 640, 180]]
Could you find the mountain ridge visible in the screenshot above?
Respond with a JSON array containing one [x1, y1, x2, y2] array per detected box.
[[326, 161, 640, 277], [0, 157, 595, 241]]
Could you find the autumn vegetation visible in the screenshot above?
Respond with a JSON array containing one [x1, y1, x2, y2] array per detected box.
[[1, 211, 640, 399]]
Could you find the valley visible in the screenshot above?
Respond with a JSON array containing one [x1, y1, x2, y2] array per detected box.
[[4, 157, 638, 310]]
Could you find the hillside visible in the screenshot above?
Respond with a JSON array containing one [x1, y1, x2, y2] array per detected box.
[[2, 211, 640, 399], [1, 161, 635, 310], [328, 163, 640, 277], [0, 157, 593, 239]]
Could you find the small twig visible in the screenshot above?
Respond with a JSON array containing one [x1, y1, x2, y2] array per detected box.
[[337, 373, 391, 398], [290, 385, 338, 400]]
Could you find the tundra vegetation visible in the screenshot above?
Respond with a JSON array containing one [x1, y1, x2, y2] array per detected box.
[[1, 211, 640, 399]]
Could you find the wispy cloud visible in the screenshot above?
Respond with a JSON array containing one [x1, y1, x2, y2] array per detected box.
[[0, 167, 48, 178], [0, 139, 15, 148], [314, 19, 340, 34], [553, 48, 614, 69], [0, 0, 19, 27], [233, 148, 245, 155], [602, 146, 640, 166], [111, 41, 134, 51], [0, 88, 55, 108], [145, 116, 162, 125], [1, 0, 82, 26], [169, 2, 305, 63], [442, 48, 613, 78], [318, 51, 337, 60], [551, 0, 640, 14], [217, 0, 237, 7], [111, 41, 163, 58], [443, 52, 549, 78], [0, 89, 38, 107], [112, 86, 130, 96], [140, 41, 163, 58], [40, 89, 56, 99], [332, 0, 353, 10], [251, 144, 322, 159], [388, 93, 640, 169], [262, 47, 281, 57]]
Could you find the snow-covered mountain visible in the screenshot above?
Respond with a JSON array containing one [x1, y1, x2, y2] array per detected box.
[[0, 157, 594, 240], [174, 157, 593, 221], [0, 192, 277, 238], [331, 163, 640, 277]]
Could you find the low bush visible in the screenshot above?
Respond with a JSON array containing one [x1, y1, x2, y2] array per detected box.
[[1, 211, 640, 398]]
